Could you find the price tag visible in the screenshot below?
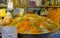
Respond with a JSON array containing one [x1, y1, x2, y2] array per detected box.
[[19, 8, 24, 16], [13, 8, 20, 16], [7, 2, 13, 10]]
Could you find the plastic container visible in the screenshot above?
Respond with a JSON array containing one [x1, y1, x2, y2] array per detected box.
[[2, 26, 17, 38]]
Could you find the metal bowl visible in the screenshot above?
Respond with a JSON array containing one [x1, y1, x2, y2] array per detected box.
[[18, 33, 52, 38], [18, 31, 57, 38], [18, 28, 59, 38]]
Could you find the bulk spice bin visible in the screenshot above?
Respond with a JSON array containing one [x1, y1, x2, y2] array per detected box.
[[10, 14, 59, 38]]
